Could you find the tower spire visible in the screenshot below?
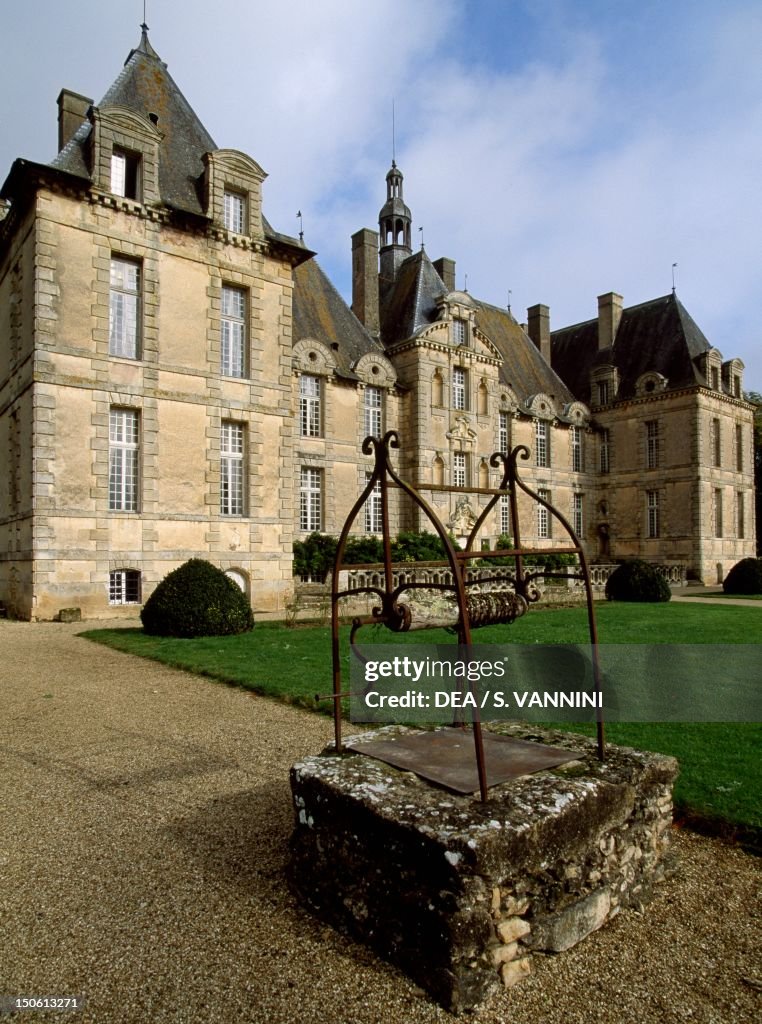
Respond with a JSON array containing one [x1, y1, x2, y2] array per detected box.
[[378, 160, 412, 289]]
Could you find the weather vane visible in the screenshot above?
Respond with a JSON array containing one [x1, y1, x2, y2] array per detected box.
[[672, 262, 678, 293], [419, 225, 424, 250], [507, 288, 512, 313], [297, 210, 304, 243]]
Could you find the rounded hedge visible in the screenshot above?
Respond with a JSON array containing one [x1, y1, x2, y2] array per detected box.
[[723, 557, 762, 595], [141, 559, 254, 637], [605, 560, 671, 603]]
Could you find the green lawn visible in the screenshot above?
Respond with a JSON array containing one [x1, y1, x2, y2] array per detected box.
[[82, 602, 762, 842]]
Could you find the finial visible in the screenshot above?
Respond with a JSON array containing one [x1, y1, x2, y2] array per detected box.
[[142, 0, 148, 30], [419, 225, 424, 250], [464, 273, 468, 292], [392, 98, 396, 165], [671, 262, 678, 293], [507, 288, 512, 314], [297, 210, 304, 243]]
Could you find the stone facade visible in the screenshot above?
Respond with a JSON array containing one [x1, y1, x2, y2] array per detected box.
[[0, 28, 756, 619]]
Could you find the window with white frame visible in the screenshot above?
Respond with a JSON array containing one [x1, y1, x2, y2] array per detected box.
[[535, 421, 550, 468], [500, 494, 511, 535], [221, 286, 246, 377], [109, 257, 141, 358], [712, 418, 722, 468], [736, 424, 744, 473], [109, 569, 141, 605], [646, 420, 659, 469], [223, 190, 245, 233], [452, 367, 467, 410], [572, 493, 584, 537], [737, 492, 745, 538], [571, 426, 583, 472], [600, 428, 610, 474], [452, 451, 467, 487], [647, 490, 660, 538], [453, 318, 468, 346], [713, 488, 723, 537], [300, 375, 322, 437], [364, 386, 382, 438], [110, 149, 139, 199], [109, 408, 139, 512], [537, 489, 551, 539], [498, 411, 509, 453], [365, 473, 382, 533], [220, 421, 245, 515], [300, 467, 322, 531]]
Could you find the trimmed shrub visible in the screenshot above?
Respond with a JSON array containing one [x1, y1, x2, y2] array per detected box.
[[141, 559, 254, 637], [723, 557, 762, 595], [293, 533, 338, 582], [605, 560, 671, 603], [391, 530, 450, 563]]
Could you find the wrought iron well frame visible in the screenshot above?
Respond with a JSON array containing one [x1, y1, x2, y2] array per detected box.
[[326, 431, 605, 801]]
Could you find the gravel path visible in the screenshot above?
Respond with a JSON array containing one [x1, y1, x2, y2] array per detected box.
[[1, 620, 759, 1024]]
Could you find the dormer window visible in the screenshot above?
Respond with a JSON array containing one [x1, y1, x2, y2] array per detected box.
[[453, 318, 468, 346], [111, 149, 140, 199], [223, 190, 246, 233]]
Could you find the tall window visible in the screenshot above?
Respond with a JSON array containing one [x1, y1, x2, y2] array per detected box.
[[221, 286, 246, 377], [572, 493, 584, 537], [300, 467, 322, 531], [111, 150, 139, 199], [712, 418, 721, 467], [597, 380, 610, 406], [365, 473, 382, 533], [535, 421, 549, 468], [736, 424, 744, 472], [452, 451, 467, 487], [109, 258, 141, 358], [737, 492, 745, 539], [109, 569, 141, 605], [498, 411, 509, 453], [647, 490, 660, 538], [537, 489, 551, 539], [500, 495, 511, 535], [713, 488, 723, 537], [452, 367, 467, 410], [364, 386, 382, 438], [600, 429, 611, 474], [710, 366, 720, 390], [453, 318, 468, 345], [223, 190, 245, 233], [109, 409, 139, 512], [646, 420, 659, 469], [220, 421, 245, 515], [571, 426, 583, 472], [300, 375, 321, 437]]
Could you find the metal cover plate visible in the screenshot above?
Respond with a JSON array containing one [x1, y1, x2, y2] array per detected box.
[[347, 729, 580, 794]]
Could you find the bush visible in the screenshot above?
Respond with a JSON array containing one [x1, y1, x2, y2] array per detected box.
[[141, 559, 254, 638], [723, 557, 762, 595], [391, 530, 450, 563], [293, 533, 338, 582], [605, 560, 671, 603]]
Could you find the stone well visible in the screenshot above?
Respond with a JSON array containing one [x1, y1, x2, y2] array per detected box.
[[289, 724, 678, 1014]]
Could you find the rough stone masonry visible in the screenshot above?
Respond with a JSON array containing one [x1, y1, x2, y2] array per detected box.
[[289, 724, 678, 1014]]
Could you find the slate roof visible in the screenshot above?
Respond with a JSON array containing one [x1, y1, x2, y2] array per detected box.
[[52, 27, 215, 217], [551, 292, 712, 403], [474, 301, 575, 406], [293, 259, 386, 378], [380, 249, 575, 408]]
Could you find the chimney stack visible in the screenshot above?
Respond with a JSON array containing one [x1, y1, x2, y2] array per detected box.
[[351, 228, 380, 335], [597, 292, 623, 351], [57, 89, 93, 153], [433, 257, 456, 292], [527, 303, 551, 363]]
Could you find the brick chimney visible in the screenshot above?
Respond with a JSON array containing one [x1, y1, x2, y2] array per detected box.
[[597, 292, 623, 350], [527, 303, 551, 363], [433, 257, 456, 292], [57, 89, 93, 152], [351, 228, 380, 335]]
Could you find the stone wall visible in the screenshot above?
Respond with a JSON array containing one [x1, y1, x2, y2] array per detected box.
[[289, 724, 678, 1014]]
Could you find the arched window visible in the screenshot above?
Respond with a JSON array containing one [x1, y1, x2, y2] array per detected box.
[[432, 369, 444, 407], [433, 456, 444, 486]]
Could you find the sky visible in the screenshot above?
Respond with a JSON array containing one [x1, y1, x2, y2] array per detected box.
[[2, 0, 760, 391]]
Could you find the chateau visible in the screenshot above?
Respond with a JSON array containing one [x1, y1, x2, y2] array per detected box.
[[0, 28, 755, 619]]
